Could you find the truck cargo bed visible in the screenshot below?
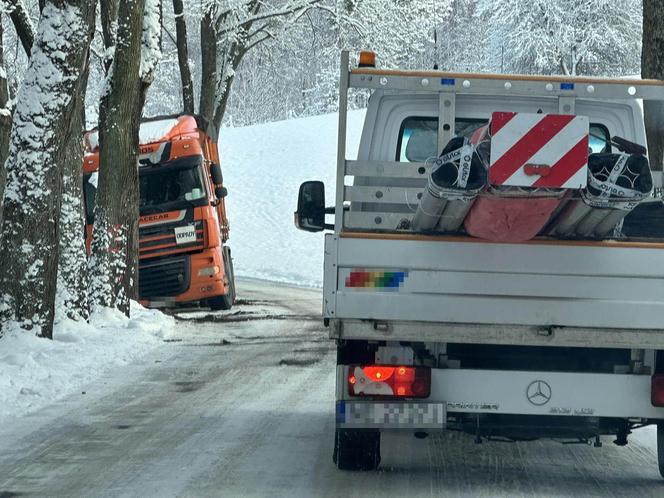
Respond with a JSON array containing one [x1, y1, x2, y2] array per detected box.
[[324, 232, 664, 341]]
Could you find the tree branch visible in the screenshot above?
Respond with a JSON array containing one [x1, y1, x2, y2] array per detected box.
[[172, 0, 194, 114], [216, 0, 320, 38], [5, 0, 34, 56]]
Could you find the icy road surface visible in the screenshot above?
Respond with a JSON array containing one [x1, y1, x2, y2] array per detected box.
[[0, 279, 663, 497]]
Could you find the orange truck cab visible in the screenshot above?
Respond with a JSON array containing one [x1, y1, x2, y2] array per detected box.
[[83, 114, 236, 310]]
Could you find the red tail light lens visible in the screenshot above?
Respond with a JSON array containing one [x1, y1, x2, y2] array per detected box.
[[652, 374, 664, 406], [348, 365, 430, 398]]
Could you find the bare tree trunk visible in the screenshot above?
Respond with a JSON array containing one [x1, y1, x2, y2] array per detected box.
[[56, 35, 95, 323], [100, 0, 120, 73], [6, 0, 35, 57], [199, 4, 217, 133], [172, 0, 194, 114], [89, 0, 146, 316], [0, 20, 13, 225], [642, 0, 664, 171], [139, 0, 162, 107], [212, 43, 246, 133], [0, 0, 96, 339]]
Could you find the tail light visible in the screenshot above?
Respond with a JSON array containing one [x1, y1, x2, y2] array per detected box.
[[348, 365, 430, 398], [652, 374, 664, 406]]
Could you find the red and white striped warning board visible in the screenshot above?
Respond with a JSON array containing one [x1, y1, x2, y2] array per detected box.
[[489, 111, 589, 189]]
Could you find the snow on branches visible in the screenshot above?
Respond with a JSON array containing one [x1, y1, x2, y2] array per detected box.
[[140, 0, 162, 84], [488, 0, 642, 76], [2, 5, 83, 204]]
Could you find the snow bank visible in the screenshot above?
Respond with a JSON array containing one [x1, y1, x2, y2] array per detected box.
[[220, 110, 365, 287], [0, 302, 173, 421]]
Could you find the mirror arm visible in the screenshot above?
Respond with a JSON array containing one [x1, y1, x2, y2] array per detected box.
[[324, 205, 349, 214]]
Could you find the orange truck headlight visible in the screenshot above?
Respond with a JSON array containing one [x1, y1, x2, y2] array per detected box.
[[197, 265, 220, 277]]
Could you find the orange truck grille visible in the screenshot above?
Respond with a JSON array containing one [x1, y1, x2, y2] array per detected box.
[[139, 255, 190, 299], [139, 220, 205, 258]]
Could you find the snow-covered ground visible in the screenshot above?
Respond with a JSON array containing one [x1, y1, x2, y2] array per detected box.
[[0, 303, 174, 422], [220, 110, 365, 287]]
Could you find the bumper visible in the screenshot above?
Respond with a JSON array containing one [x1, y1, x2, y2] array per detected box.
[[141, 247, 229, 307], [337, 367, 664, 426]]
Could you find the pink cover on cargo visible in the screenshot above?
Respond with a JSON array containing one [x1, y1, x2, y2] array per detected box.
[[464, 196, 561, 242]]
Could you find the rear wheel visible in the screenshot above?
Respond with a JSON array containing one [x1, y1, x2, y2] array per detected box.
[[658, 423, 664, 478], [208, 248, 235, 311], [333, 429, 380, 471]]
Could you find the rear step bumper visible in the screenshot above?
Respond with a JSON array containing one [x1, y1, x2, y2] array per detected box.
[[337, 366, 664, 422]]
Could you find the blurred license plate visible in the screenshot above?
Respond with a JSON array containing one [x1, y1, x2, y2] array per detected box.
[[336, 401, 445, 429]]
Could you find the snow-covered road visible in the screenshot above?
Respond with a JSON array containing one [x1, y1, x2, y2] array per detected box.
[[1, 280, 663, 497]]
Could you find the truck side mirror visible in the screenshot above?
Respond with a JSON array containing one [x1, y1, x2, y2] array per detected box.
[[215, 186, 228, 199], [295, 181, 327, 232], [211, 163, 223, 185]]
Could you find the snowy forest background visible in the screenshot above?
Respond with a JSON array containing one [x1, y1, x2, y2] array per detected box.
[[1, 0, 646, 129]]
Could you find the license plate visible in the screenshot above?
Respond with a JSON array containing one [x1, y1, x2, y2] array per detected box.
[[336, 401, 446, 429]]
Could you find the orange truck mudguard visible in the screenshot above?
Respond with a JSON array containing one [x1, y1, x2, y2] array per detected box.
[[83, 114, 236, 310]]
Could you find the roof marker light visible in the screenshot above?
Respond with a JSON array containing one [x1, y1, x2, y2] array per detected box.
[[358, 50, 376, 68]]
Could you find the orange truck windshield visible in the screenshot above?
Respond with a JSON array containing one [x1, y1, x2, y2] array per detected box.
[[139, 156, 207, 215]]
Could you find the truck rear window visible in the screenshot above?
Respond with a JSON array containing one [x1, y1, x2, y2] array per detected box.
[[396, 116, 611, 162]]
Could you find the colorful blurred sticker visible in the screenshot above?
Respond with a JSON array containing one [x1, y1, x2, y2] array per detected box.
[[345, 269, 408, 290]]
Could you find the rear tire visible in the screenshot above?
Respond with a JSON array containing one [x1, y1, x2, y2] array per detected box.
[[333, 429, 380, 471], [658, 423, 664, 478], [208, 248, 235, 311]]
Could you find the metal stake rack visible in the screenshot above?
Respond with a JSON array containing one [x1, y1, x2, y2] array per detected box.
[[334, 50, 664, 234]]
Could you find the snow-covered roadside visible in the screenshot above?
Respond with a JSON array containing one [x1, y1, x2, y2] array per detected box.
[[220, 110, 366, 287], [0, 302, 174, 421]]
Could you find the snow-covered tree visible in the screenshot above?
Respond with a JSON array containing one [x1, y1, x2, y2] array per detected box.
[[0, 19, 11, 223], [488, 0, 641, 76], [433, 0, 488, 72], [89, 0, 162, 316], [0, 0, 35, 224], [642, 0, 664, 171], [4, 0, 35, 56], [0, 0, 96, 338], [56, 16, 96, 323], [194, 0, 324, 136]]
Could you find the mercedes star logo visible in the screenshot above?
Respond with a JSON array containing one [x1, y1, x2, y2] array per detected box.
[[526, 380, 552, 406]]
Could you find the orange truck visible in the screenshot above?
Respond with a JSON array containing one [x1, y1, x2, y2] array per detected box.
[[83, 114, 236, 310]]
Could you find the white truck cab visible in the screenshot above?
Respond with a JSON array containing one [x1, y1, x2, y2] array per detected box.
[[296, 51, 664, 473]]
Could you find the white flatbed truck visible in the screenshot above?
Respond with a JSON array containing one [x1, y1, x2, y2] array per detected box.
[[295, 50, 664, 473]]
